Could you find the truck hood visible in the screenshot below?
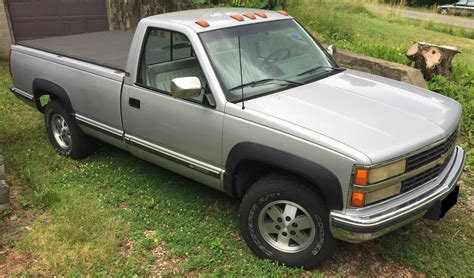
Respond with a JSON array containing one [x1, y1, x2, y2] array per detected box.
[[244, 70, 461, 163]]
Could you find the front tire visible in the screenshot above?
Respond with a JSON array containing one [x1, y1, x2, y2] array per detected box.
[[44, 101, 95, 159], [239, 174, 336, 269]]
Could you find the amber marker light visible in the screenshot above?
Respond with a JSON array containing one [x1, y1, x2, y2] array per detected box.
[[231, 15, 245, 21], [255, 12, 267, 18], [354, 169, 368, 186], [277, 10, 289, 16], [195, 20, 210, 28], [243, 13, 256, 20], [351, 192, 366, 207]]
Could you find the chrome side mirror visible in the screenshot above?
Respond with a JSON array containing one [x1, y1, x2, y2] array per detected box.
[[171, 77, 202, 99], [327, 45, 337, 56]]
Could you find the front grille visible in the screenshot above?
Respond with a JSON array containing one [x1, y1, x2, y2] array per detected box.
[[400, 131, 458, 193], [401, 150, 453, 193], [406, 131, 458, 172]]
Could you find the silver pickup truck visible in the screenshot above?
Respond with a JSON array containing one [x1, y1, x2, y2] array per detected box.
[[9, 8, 465, 268]]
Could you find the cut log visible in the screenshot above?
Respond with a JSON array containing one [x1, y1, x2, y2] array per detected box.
[[406, 42, 419, 57], [422, 46, 443, 69], [406, 42, 460, 80]]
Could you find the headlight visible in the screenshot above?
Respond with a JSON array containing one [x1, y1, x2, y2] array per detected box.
[[351, 160, 407, 207], [368, 159, 406, 184], [354, 159, 406, 186]]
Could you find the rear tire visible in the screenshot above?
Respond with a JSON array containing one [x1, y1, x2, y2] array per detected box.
[[239, 174, 336, 269], [44, 101, 96, 159]]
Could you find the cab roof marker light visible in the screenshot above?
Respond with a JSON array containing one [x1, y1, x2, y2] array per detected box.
[[255, 12, 267, 18], [195, 20, 210, 28], [231, 15, 245, 22], [243, 13, 256, 20], [277, 10, 289, 16]]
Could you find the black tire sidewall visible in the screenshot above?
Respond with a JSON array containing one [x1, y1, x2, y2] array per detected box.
[[240, 175, 335, 268]]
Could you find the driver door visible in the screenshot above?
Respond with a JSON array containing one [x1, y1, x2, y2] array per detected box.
[[122, 28, 224, 189]]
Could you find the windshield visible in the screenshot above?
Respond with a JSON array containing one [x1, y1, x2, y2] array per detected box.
[[199, 19, 340, 102]]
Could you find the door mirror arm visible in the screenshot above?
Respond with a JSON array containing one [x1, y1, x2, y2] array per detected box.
[[203, 92, 216, 108]]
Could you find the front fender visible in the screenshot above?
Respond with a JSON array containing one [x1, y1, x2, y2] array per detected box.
[[224, 142, 344, 210]]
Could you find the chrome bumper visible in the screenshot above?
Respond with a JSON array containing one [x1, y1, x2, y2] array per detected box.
[[330, 146, 466, 243]]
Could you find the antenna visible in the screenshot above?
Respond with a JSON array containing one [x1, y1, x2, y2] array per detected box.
[[237, 35, 245, 110]]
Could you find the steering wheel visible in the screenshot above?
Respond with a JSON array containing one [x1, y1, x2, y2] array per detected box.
[[260, 48, 291, 67]]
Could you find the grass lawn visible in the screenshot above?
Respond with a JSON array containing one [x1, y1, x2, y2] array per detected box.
[[1, 1, 474, 276]]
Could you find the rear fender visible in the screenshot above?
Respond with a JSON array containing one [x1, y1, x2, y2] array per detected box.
[[32, 79, 73, 113]]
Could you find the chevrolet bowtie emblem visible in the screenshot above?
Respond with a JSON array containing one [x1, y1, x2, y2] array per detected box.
[[436, 155, 447, 165]]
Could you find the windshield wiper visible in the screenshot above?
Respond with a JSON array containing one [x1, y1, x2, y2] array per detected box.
[[296, 66, 344, 77], [229, 78, 303, 91]]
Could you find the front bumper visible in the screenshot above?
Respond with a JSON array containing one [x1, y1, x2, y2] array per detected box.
[[330, 146, 466, 243]]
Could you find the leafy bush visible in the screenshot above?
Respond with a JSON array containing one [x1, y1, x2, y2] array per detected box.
[[429, 68, 474, 143], [186, 0, 288, 9], [229, 0, 261, 8]]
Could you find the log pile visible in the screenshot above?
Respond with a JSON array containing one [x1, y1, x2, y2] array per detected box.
[[406, 42, 460, 80]]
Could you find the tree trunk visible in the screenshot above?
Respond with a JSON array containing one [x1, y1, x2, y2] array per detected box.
[[406, 42, 460, 80]]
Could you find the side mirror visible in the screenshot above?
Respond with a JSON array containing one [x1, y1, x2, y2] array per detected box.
[[327, 45, 337, 56], [171, 77, 202, 99]]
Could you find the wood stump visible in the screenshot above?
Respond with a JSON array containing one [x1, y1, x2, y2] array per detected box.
[[406, 42, 460, 80]]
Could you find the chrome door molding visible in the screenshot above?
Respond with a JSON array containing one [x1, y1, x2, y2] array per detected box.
[[125, 134, 223, 179], [74, 114, 223, 180], [75, 113, 124, 140], [11, 87, 34, 100]]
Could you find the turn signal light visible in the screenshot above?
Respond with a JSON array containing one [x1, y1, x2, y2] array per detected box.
[[354, 169, 368, 186], [351, 192, 366, 207]]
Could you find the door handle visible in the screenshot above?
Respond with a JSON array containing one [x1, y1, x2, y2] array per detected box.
[[129, 98, 141, 109]]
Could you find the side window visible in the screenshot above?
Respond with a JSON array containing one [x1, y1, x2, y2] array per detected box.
[[172, 32, 193, 60], [137, 28, 206, 102]]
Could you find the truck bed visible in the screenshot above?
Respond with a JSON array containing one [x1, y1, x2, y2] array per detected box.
[[18, 31, 134, 71]]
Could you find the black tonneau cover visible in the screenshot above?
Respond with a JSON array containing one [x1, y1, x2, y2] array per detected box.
[[18, 31, 135, 71]]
